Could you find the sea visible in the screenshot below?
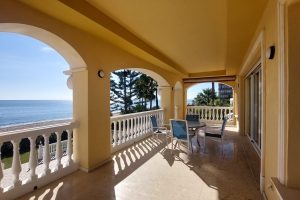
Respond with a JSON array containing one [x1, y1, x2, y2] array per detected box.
[[0, 100, 72, 128]]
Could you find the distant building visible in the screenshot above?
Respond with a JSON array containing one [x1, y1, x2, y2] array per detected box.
[[218, 83, 233, 99]]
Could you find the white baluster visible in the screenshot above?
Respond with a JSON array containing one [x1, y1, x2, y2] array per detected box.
[[134, 117, 137, 138], [67, 130, 73, 164], [43, 134, 51, 175], [28, 137, 37, 181], [118, 120, 121, 145], [113, 121, 117, 146], [212, 108, 215, 121], [0, 142, 3, 193], [221, 108, 224, 120], [144, 115, 147, 134], [122, 119, 126, 143], [130, 118, 134, 140], [146, 115, 149, 133], [139, 116, 142, 136], [55, 132, 63, 170], [11, 139, 22, 186]]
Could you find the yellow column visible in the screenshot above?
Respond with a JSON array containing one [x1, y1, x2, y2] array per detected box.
[[158, 86, 173, 124], [72, 69, 89, 169], [73, 67, 112, 172]]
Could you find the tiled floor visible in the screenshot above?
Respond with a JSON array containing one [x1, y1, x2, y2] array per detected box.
[[18, 127, 262, 200]]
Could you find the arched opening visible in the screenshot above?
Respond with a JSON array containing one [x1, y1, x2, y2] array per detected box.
[[110, 68, 170, 115], [186, 81, 234, 124], [0, 32, 72, 127], [109, 67, 170, 152], [0, 23, 87, 194]]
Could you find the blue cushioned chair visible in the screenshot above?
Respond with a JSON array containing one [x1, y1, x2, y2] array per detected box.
[[170, 119, 193, 153], [150, 115, 171, 143]]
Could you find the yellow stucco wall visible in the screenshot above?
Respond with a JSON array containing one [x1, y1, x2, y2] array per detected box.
[[287, 0, 300, 188], [239, 0, 281, 199], [0, 0, 182, 171]]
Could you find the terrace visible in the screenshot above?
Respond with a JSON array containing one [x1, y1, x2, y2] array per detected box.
[[1, 0, 300, 199]]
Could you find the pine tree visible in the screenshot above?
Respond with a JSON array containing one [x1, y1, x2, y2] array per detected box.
[[110, 70, 140, 114], [135, 74, 158, 110]]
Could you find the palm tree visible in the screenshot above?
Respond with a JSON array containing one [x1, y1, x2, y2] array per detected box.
[[192, 88, 217, 106]]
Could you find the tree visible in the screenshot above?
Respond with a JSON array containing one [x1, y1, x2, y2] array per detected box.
[[110, 74, 120, 112], [135, 74, 158, 110], [192, 88, 217, 106], [110, 70, 140, 114]]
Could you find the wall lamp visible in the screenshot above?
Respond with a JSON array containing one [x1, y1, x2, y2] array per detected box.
[[98, 70, 105, 78], [266, 45, 275, 60]]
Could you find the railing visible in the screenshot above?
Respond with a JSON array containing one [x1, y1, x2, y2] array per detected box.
[[186, 106, 233, 123], [111, 109, 164, 152], [0, 122, 78, 200]]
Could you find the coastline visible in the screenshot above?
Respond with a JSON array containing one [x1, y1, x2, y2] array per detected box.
[[0, 118, 72, 133]]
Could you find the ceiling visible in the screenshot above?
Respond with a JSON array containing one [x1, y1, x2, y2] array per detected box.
[[20, 0, 268, 76]]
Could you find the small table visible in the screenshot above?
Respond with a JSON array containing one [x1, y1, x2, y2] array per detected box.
[[187, 121, 206, 147]]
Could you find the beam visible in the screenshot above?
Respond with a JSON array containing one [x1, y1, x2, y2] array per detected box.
[[183, 75, 236, 83]]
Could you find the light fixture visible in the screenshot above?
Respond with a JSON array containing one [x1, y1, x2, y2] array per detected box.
[[266, 45, 275, 60], [98, 70, 105, 78]]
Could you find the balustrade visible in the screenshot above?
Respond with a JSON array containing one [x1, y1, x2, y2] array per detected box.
[[0, 122, 78, 200], [111, 109, 164, 152], [186, 106, 233, 123]]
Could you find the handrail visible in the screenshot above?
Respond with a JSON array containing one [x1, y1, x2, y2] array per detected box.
[[111, 109, 163, 120], [0, 121, 77, 141]]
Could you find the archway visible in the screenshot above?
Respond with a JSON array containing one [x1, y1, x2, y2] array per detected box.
[[110, 68, 170, 115], [109, 67, 171, 152], [185, 81, 234, 124], [0, 23, 88, 167]]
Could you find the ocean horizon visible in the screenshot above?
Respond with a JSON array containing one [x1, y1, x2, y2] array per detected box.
[[0, 100, 72, 127]]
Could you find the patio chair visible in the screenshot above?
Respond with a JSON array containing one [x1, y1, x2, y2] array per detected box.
[[202, 115, 228, 154], [150, 115, 171, 144], [186, 114, 199, 122], [186, 114, 200, 134], [170, 119, 193, 153]]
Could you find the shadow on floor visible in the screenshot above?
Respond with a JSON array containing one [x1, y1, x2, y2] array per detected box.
[[160, 129, 262, 199], [18, 130, 262, 200]]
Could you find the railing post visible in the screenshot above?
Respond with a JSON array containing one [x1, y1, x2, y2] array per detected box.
[[43, 134, 51, 175], [130, 118, 134, 140], [113, 121, 117, 146], [28, 136, 37, 181], [118, 120, 121, 145], [11, 139, 22, 186], [55, 131, 63, 170], [67, 130, 73, 164]]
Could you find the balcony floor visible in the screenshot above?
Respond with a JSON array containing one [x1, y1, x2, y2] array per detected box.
[[18, 127, 261, 200]]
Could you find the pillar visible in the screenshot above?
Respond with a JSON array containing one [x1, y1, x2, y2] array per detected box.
[[158, 86, 173, 124]]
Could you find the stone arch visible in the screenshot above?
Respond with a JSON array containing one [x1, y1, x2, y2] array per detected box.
[[0, 23, 87, 70], [110, 67, 170, 87], [0, 23, 88, 164]]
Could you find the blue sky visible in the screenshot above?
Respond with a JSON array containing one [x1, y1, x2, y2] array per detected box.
[[0, 33, 71, 100]]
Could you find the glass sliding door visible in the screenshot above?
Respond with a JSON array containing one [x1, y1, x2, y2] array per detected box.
[[245, 65, 262, 151]]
